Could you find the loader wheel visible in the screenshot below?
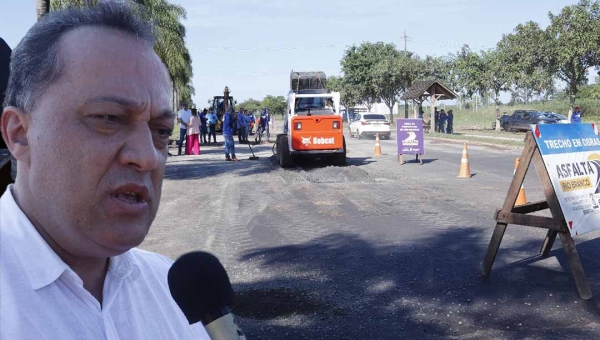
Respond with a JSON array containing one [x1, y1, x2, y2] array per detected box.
[[277, 134, 294, 168], [332, 137, 346, 166]]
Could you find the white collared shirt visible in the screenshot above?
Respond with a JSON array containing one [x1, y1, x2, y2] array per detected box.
[[0, 186, 210, 340], [178, 109, 192, 129]]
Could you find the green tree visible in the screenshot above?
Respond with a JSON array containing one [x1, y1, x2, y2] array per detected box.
[[262, 95, 287, 117], [453, 45, 485, 108], [423, 55, 454, 85], [373, 50, 422, 122], [497, 21, 555, 104], [578, 83, 600, 99], [50, 0, 194, 111], [479, 49, 511, 106], [237, 98, 262, 112], [326, 75, 359, 111], [178, 81, 195, 107], [340, 42, 385, 111], [36, 0, 50, 20], [547, 0, 600, 109]]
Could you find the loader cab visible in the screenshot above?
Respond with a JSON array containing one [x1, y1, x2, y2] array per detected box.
[[294, 91, 336, 116], [211, 96, 234, 132]]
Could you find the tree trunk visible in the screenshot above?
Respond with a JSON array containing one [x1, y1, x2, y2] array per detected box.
[[36, 0, 50, 21], [172, 87, 176, 111], [387, 100, 394, 125], [568, 84, 577, 121]]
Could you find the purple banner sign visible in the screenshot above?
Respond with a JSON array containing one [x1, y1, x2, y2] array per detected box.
[[396, 119, 424, 155]]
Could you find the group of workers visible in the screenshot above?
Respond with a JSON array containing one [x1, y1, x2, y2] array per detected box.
[[177, 102, 271, 161], [231, 107, 270, 144], [221, 107, 271, 161], [434, 109, 454, 134], [417, 108, 454, 134]]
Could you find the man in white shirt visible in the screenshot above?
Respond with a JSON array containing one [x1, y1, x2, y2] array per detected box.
[[0, 3, 209, 339], [177, 102, 192, 155]]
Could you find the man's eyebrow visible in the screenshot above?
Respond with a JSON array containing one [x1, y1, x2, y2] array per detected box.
[[158, 110, 176, 120], [85, 95, 145, 111], [85, 96, 175, 119]]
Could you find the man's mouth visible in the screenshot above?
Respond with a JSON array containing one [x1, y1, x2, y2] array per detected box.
[[111, 183, 148, 203], [114, 190, 144, 203]]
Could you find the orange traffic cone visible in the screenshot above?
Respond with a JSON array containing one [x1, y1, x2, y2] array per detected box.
[[514, 158, 527, 206], [457, 142, 471, 179], [374, 133, 382, 156]]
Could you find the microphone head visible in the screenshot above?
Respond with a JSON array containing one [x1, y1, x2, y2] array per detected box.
[[168, 251, 234, 325]]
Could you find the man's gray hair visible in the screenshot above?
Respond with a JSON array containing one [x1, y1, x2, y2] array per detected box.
[[4, 1, 155, 112]]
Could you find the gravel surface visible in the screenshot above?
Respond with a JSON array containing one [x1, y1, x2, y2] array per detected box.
[[142, 133, 600, 340]]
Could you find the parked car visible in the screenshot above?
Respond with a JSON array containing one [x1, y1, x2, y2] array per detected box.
[[502, 110, 561, 132], [545, 112, 570, 124], [349, 113, 391, 139]]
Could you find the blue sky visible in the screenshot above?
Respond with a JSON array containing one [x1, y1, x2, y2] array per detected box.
[[0, 0, 580, 106]]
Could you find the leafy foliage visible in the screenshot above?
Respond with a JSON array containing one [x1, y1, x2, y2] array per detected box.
[[326, 76, 359, 110], [262, 95, 287, 116], [237, 96, 287, 116], [237, 98, 262, 112], [341, 42, 423, 121], [49, 0, 193, 110], [547, 0, 600, 107]]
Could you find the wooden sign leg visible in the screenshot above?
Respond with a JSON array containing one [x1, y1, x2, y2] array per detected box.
[[482, 134, 535, 277], [532, 148, 592, 300], [559, 232, 593, 300], [540, 230, 558, 257], [481, 222, 508, 277]]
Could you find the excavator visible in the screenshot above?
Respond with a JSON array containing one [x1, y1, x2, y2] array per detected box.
[[209, 86, 235, 133]]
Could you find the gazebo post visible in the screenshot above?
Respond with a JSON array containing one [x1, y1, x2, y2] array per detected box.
[[401, 80, 457, 134], [430, 87, 436, 133]]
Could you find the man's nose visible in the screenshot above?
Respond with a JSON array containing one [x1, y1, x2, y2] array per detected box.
[[119, 123, 159, 172]]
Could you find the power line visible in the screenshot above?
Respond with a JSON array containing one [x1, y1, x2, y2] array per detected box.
[[185, 34, 493, 53]]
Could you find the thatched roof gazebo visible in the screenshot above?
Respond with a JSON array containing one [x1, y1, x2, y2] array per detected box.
[[401, 79, 457, 132]]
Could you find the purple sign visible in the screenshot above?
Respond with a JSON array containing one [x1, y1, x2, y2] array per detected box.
[[396, 119, 424, 155]]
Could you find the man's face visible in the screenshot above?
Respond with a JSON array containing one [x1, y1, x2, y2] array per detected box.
[[22, 27, 173, 257], [183, 103, 188, 110]]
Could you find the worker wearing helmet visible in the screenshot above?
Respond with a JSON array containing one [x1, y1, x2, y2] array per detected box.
[[257, 108, 269, 143]]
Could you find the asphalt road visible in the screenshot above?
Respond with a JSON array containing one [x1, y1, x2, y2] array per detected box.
[[142, 131, 600, 340]]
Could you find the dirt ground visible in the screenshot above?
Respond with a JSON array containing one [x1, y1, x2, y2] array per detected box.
[[142, 132, 600, 340]]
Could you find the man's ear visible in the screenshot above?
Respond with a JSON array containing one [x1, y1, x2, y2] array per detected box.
[[1, 106, 30, 166]]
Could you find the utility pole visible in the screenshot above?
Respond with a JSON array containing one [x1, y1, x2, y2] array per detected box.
[[403, 31, 409, 119]]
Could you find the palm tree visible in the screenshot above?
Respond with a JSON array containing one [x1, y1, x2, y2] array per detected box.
[[49, 0, 194, 110], [36, 0, 50, 21]]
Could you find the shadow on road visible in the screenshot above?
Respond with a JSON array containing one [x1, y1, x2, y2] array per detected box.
[[164, 157, 275, 181], [399, 157, 439, 165], [232, 230, 600, 339]]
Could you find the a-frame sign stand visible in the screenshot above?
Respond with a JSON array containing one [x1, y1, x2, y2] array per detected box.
[[481, 131, 593, 300]]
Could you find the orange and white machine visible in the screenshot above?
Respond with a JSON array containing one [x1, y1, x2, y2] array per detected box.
[[276, 71, 346, 168]]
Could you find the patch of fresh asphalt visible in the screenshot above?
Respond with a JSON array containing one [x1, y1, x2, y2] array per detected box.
[[142, 132, 600, 340]]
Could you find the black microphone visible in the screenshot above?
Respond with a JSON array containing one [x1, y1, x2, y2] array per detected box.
[[168, 251, 246, 340]]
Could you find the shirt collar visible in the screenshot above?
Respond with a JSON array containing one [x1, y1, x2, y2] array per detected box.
[[0, 185, 140, 290]]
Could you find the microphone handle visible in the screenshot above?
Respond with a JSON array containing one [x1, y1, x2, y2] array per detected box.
[[204, 313, 246, 340]]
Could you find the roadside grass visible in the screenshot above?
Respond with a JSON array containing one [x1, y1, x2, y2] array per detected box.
[[443, 99, 600, 131], [170, 126, 179, 141], [426, 132, 525, 148], [455, 129, 525, 139]]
